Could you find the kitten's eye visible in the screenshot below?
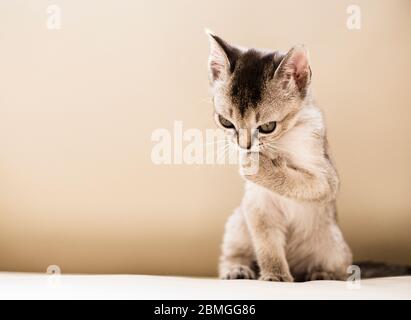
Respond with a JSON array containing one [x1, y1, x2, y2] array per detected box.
[[218, 115, 235, 129], [258, 121, 277, 134]]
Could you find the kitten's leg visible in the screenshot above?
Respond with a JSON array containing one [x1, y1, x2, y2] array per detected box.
[[243, 190, 294, 282], [304, 222, 353, 281], [219, 208, 257, 280]]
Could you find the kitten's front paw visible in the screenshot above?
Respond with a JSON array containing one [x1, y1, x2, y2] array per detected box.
[[239, 151, 260, 176], [221, 265, 256, 280], [259, 271, 294, 282]]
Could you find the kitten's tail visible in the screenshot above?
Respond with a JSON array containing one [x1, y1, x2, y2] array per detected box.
[[354, 261, 411, 278]]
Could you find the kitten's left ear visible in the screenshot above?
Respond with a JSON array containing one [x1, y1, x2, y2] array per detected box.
[[275, 45, 312, 96], [206, 29, 239, 84]]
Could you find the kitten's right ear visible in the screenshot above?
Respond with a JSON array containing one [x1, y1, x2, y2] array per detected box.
[[206, 30, 238, 83], [274, 45, 311, 96]]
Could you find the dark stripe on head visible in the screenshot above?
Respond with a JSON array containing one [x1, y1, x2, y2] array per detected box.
[[230, 50, 284, 116]]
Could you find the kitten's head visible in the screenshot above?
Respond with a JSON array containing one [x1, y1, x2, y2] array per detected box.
[[206, 31, 312, 156]]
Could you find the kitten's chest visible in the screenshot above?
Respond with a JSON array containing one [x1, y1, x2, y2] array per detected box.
[[245, 182, 319, 233], [267, 191, 317, 229]]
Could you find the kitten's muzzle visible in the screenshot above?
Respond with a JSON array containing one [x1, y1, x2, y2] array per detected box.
[[237, 128, 258, 151]]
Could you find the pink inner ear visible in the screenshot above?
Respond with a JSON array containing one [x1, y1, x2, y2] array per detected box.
[[209, 48, 226, 81], [282, 49, 310, 92], [289, 50, 309, 76], [208, 36, 230, 81], [210, 60, 224, 80]]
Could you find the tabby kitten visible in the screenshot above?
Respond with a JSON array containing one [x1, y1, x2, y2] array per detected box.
[[206, 31, 352, 281]]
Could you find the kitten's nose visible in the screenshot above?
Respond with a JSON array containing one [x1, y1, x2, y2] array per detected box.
[[237, 129, 252, 150]]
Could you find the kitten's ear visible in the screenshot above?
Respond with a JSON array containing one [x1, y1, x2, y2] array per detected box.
[[275, 45, 311, 95], [206, 30, 238, 83]]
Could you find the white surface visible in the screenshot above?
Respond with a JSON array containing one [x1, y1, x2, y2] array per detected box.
[[0, 273, 410, 300]]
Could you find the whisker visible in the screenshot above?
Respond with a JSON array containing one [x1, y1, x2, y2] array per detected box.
[[216, 142, 234, 164], [263, 142, 289, 153], [203, 139, 230, 146]]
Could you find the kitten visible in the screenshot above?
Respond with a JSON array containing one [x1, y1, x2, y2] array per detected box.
[[206, 31, 353, 282]]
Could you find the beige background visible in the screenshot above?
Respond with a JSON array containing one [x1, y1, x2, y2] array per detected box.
[[0, 0, 410, 276]]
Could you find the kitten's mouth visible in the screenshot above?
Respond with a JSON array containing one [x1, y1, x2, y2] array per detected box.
[[238, 149, 259, 154]]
